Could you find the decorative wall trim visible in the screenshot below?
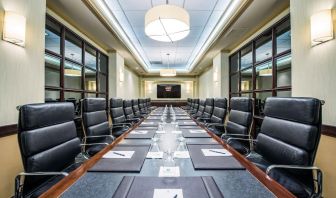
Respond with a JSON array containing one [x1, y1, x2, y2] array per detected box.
[[321, 124, 336, 138], [0, 124, 18, 138]]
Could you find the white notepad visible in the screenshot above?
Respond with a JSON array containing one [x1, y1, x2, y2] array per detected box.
[[130, 130, 148, 134], [156, 130, 166, 134], [146, 152, 164, 159], [153, 189, 183, 198], [183, 122, 195, 124], [172, 130, 182, 134], [159, 166, 180, 177], [102, 151, 134, 159], [201, 149, 232, 157], [189, 129, 206, 133], [174, 151, 190, 158]]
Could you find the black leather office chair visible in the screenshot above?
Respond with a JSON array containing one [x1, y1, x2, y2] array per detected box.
[[132, 99, 145, 118], [243, 97, 323, 198], [110, 98, 132, 137], [201, 98, 227, 130], [182, 98, 192, 110], [187, 99, 195, 112], [81, 98, 115, 156], [188, 99, 199, 114], [138, 98, 149, 115], [15, 103, 81, 198], [196, 98, 214, 120], [123, 99, 141, 123], [191, 99, 205, 118], [220, 97, 253, 155], [144, 98, 151, 113]]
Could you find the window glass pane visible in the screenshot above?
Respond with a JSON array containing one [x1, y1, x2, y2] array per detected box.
[[64, 61, 82, 89], [45, 90, 60, 102], [85, 44, 97, 70], [241, 68, 253, 91], [256, 61, 273, 90], [45, 54, 60, 87], [98, 94, 106, 98], [255, 92, 272, 116], [99, 54, 108, 73], [65, 31, 82, 63], [241, 92, 253, 98], [230, 74, 239, 93], [64, 92, 82, 113], [256, 32, 272, 62], [230, 53, 239, 73], [240, 45, 252, 69], [277, 90, 291, 97], [85, 93, 96, 98], [85, 67, 96, 91], [276, 54, 291, 87], [45, 18, 61, 54], [276, 19, 291, 54], [99, 73, 107, 93]]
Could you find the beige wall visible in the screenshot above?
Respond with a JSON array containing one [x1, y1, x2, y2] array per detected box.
[[198, 52, 229, 99], [109, 52, 140, 99], [291, 0, 336, 196], [0, 0, 46, 197]]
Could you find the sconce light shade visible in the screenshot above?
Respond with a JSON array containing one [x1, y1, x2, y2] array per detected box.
[[3, 11, 26, 46], [311, 9, 334, 45]]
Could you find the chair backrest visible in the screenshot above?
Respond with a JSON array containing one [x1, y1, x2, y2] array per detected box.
[[132, 99, 141, 117], [203, 98, 214, 118], [187, 98, 191, 108], [123, 100, 135, 119], [192, 99, 200, 111], [210, 98, 227, 123], [82, 98, 110, 137], [226, 97, 253, 135], [110, 98, 127, 124], [194, 100, 206, 117], [138, 99, 147, 113], [18, 103, 80, 191], [146, 98, 151, 108], [256, 97, 322, 166], [190, 99, 195, 109]]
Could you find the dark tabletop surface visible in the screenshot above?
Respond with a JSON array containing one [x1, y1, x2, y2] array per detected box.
[[61, 107, 275, 198]]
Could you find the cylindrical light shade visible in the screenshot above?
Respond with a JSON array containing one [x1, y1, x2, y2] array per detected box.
[[311, 9, 334, 45], [3, 11, 26, 46], [145, 5, 190, 42], [160, 69, 177, 76]]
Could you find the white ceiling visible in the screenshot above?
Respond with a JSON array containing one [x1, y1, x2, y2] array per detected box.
[[104, 0, 232, 72]]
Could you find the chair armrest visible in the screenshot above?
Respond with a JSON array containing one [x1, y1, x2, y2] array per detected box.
[[83, 135, 114, 140], [112, 123, 132, 127], [15, 171, 68, 197], [266, 165, 323, 197], [226, 137, 257, 151], [222, 134, 250, 138], [207, 123, 225, 127], [80, 143, 109, 147]]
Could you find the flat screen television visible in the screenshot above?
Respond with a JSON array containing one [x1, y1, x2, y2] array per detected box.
[[157, 84, 181, 98]]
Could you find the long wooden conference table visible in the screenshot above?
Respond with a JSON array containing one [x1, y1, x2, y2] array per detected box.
[[40, 107, 295, 198]]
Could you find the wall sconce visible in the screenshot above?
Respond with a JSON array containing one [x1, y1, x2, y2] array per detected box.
[[3, 11, 26, 47], [119, 68, 124, 82], [311, 9, 334, 46]]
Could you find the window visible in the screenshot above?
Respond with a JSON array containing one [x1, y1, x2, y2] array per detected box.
[[44, 15, 109, 114], [229, 16, 291, 117]]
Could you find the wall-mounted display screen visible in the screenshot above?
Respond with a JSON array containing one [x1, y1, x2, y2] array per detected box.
[[157, 84, 181, 98]]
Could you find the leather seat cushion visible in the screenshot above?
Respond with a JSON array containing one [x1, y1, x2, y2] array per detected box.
[[112, 126, 128, 137], [226, 139, 250, 155]]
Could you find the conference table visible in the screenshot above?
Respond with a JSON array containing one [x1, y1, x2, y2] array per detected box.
[[40, 107, 295, 198]]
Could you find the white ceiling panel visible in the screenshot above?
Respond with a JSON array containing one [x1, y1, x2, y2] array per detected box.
[[104, 0, 232, 72]]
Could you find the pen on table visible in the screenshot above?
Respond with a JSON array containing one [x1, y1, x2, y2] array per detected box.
[[113, 152, 125, 156], [209, 149, 226, 155], [173, 194, 178, 198]]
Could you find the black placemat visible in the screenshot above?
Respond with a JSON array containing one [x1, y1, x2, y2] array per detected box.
[[113, 176, 224, 198], [89, 145, 150, 172], [125, 129, 156, 139], [186, 138, 219, 145], [182, 128, 211, 138], [187, 144, 245, 170]]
